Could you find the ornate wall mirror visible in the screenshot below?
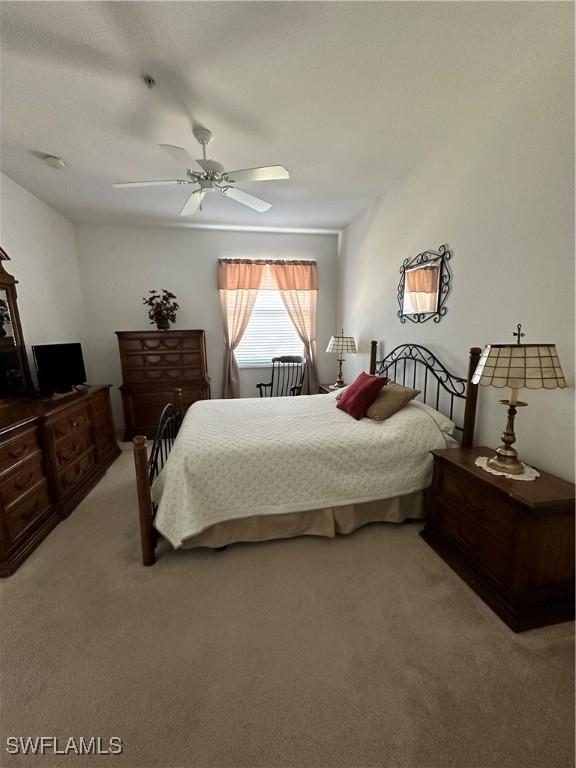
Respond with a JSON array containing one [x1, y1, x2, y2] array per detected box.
[[0, 247, 33, 398], [397, 244, 452, 324]]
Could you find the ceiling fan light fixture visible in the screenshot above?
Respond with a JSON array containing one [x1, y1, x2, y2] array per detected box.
[[114, 126, 288, 216]]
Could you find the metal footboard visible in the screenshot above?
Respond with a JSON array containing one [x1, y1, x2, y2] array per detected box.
[[133, 388, 183, 566]]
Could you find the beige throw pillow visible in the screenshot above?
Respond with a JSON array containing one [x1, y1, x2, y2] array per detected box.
[[366, 382, 420, 421]]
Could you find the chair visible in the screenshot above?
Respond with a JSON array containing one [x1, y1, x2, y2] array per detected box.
[[257, 356, 307, 397]]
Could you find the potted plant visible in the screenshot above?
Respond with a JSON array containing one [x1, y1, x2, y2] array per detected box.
[[0, 298, 11, 337], [142, 289, 180, 331]]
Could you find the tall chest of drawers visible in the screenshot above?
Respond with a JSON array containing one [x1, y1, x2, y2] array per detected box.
[[116, 330, 210, 440], [0, 386, 120, 576]]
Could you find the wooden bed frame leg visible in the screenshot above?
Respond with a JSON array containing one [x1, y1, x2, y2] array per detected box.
[[133, 435, 156, 566], [462, 347, 482, 448]]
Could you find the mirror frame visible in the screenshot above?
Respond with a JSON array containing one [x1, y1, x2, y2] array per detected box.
[[0, 247, 33, 398], [397, 244, 452, 324]]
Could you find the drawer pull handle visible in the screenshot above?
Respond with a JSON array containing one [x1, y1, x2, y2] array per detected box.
[[71, 420, 79, 428], [15, 472, 34, 491], [8, 445, 27, 459]]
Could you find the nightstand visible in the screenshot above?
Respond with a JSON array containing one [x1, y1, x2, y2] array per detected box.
[[319, 384, 338, 394], [421, 446, 575, 632]]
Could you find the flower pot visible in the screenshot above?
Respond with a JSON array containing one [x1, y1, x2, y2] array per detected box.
[[155, 318, 170, 331]]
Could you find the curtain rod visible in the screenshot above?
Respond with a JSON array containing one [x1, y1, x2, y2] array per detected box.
[[218, 258, 317, 266]]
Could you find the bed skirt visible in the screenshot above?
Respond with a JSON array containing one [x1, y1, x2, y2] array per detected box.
[[180, 490, 426, 549]]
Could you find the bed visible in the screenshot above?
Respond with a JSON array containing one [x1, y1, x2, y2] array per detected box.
[[133, 342, 481, 565]]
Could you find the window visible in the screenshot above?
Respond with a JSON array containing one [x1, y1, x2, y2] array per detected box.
[[235, 267, 305, 367]]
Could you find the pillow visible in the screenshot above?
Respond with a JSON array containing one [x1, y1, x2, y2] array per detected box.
[[335, 377, 387, 400], [365, 382, 420, 421], [333, 385, 349, 400], [336, 372, 387, 420], [410, 400, 455, 436]]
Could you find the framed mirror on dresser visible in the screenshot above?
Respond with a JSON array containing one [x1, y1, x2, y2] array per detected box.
[[0, 248, 120, 576]]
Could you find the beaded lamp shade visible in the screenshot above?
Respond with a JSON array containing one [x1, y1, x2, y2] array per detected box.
[[472, 344, 566, 390]]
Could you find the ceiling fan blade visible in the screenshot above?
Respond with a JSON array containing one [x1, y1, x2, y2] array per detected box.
[[180, 189, 207, 216], [226, 165, 290, 183], [113, 180, 184, 188], [159, 144, 203, 172], [221, 187, 271, 212]]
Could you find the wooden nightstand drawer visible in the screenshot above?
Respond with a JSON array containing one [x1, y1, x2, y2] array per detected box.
[[440, 467, 515, 548], [437, 498, 511, 587]]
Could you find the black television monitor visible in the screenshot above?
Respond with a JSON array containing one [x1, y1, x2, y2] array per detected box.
[[32, 343, 87, 394]]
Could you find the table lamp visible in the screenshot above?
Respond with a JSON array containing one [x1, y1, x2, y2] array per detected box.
[[326, 329, 357, 388], [472, 324, 566, 475]]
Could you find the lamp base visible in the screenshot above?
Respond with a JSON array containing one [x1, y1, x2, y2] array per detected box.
[[489, 399, 528, 476], [487, 449, 524, 475], [333, 357, 346, 388]]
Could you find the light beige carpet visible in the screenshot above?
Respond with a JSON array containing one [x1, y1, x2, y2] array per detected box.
[[0, 446, 574, 768]]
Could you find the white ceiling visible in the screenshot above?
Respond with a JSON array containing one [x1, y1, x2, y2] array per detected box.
[[0, 1, 569, 230]]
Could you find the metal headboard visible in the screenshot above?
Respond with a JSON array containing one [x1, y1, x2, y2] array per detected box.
[[369, 342, 480, 446]]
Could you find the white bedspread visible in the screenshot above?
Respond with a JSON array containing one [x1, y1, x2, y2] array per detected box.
[[153, 392, 453, 548]]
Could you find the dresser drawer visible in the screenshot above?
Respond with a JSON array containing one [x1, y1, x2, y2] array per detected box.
[[122, 352, 202, 370], [120, 336, 201, 353], [124, 367, 202, 385], [0, 427, 41, 475], [438, 499, 511, 587], [50, 405, 92, 443], [5, 484, 51, 542], [58, 451, 96, 494], [0, 456, 46, 510], [439, 467, 516, 548], [54, 428, 93, 470]]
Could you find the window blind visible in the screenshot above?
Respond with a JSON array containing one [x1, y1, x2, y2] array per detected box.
[[235, 267, 304, 367]]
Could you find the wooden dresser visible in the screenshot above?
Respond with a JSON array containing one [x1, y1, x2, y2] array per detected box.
[[0, 386, 120, 576], [421, 446, 575, 631], [116, 330, 210, 440]]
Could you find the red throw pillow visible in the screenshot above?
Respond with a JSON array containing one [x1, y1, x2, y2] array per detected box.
[[337, 372, 387, 420]]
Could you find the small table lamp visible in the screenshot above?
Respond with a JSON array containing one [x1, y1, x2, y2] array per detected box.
[[326, 329, 357, 388], [472, 324, 566, 475]]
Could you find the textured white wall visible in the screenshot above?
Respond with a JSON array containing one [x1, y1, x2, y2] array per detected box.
[[74, 224, 339, 428], [0, 173, 87, 383], [338, 40, 574, 480]]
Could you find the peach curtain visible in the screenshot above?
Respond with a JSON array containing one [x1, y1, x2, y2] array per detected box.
[[218, 260, 266, 398], [405, 266, 440, 314], [406, 265, 439, 293], [270, 261, 319, 394]]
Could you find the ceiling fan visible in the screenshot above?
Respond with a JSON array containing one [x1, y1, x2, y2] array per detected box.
[[114, 125, 289, 215]]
